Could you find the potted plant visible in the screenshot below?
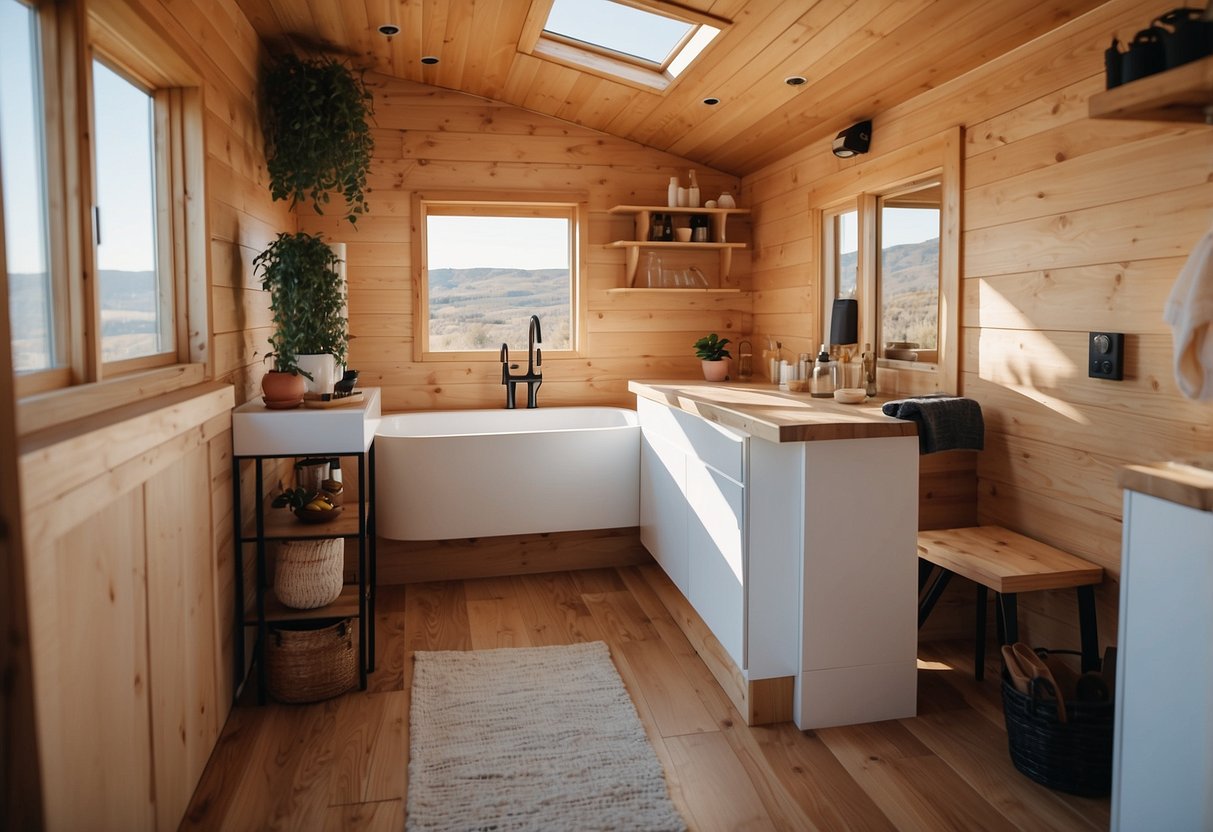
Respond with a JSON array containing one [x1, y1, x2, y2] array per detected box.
[[255, 232, 348, 406], [260, 54, 374, 224], [693, 333, 732, 382]]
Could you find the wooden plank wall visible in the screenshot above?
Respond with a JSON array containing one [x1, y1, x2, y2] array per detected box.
[[7, 0, 290, 827], [297, 74, 749, 413], [743, 0, 1213, 650], [18, 384, 234, 831]]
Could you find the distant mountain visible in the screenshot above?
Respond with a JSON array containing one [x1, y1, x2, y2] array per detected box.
[[9, 269, 162, 365], [427, 267, 571, 351], [836, 236, 939, 349]]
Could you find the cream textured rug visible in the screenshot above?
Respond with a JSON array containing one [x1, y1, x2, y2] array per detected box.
[[407, 641, 686, 832]]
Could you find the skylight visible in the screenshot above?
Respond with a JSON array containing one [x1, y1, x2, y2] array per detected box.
[[545, 0, 692, 65], [534, 0, 723, 90]]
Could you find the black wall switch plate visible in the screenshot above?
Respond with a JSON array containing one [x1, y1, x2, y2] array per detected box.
[[1088, 332, 1124, 380]]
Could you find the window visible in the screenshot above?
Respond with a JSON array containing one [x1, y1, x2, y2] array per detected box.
[[1, 0, 55, 374], [2, 0, 209, 418], [822, 206, 857, 346], [93, 59, 173, 364], [813, 128, 961, 395], [524, 0, 725, 92], [416, 196, 584, 357], [879, 183, 940, 363]]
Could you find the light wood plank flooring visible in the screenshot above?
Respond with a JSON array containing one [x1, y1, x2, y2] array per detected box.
[[182, 565, 1111, 831]]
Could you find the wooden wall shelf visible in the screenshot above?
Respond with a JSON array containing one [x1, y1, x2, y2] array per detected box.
[[609, 205, 751, 286], [1089, 55, 1213, 123], [606, 287, 745, 295]]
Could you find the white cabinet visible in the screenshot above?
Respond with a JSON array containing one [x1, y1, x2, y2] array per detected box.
[[639, 430, 690, 593], [637, 395, 918, 729], [1113, 487, 1213, 832], [686, 457, 746, 668], [638, 397, 751, 671]]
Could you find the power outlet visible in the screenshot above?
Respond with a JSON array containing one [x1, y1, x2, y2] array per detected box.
[[1088, 332, 1124, 380]]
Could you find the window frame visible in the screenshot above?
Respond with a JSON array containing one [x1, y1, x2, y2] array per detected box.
[[8, 0, 209, 433], [412, 191, 588, 363], [520, 0, 728, 93], [811, 127, 962, 396]]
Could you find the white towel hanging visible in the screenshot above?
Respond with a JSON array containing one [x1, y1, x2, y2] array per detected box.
[[1164, 224, 1213, 401]]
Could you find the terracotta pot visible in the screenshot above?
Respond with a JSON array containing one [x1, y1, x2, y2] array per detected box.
[[701, 358, 730, 382], [262, 370, 306, 409]]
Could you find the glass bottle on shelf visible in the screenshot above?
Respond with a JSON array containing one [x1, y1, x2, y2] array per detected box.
[[649, 212, 664, 241]]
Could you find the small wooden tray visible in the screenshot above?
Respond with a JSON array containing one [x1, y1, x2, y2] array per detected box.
[[302, 391, 364, 409]]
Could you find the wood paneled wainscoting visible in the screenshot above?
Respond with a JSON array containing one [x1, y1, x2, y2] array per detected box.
[[18, 383, 235, 830]]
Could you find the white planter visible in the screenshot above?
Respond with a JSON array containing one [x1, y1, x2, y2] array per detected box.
[[296, 353, 338, 394]]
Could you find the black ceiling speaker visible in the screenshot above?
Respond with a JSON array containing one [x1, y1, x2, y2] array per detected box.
[[832, 120, 872, 158]]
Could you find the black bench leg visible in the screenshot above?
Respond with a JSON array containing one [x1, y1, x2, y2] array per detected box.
[[998, 592, 1019, 645], [918, 566, 953, 629], [975, 585, 988, 681], [1077, 585, 1100, 673], [918, 559, 934, 592], [994, 591, 1005, 645]]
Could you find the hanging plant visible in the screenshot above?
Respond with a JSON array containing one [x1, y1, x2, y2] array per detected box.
[[254, 232, 348, 375], [261, 54, 373, 224]]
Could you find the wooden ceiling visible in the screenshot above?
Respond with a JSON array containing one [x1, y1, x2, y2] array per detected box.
[[234, 0, 1108, 176]]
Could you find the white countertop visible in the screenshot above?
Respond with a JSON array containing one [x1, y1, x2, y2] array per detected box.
[[232, 387, 382, 456]]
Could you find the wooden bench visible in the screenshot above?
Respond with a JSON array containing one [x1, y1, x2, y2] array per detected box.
[[917, 525, 1104, 680]]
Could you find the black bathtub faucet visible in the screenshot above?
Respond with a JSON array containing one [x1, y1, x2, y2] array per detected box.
[[500, 315, 543, 409]]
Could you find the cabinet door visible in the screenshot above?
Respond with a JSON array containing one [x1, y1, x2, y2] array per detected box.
[[687, 459, 745, 669], [640, 431, 689, 594], [1114, 491, 1213, 832]]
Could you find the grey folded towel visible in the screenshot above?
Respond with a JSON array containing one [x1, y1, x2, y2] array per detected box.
[[881, 396, 984, 454]]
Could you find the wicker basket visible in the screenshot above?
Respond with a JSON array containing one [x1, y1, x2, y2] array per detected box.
[[265, 618, 357, 704], [1001, 651, 1114, 797], [274, 538, 343, 609]]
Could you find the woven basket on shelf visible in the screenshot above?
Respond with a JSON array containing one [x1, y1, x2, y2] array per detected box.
[[265, 618, 357, 704], [274, 538, 343, 609], [1001, 657, 1114, 797]]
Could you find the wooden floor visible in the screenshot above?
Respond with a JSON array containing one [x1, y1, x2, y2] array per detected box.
[[182, 565, 1111, 831]]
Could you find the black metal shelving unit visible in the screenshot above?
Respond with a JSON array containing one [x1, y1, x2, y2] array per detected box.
[[231, 446, 377, 704]]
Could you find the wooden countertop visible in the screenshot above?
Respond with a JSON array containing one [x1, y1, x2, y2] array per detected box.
[[1120, 456, 1213, 513], [628, 379, 918, 444]]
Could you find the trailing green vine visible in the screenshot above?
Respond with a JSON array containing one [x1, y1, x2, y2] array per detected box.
[[261, 55, 373, 224], [254, 232, 348, 374]]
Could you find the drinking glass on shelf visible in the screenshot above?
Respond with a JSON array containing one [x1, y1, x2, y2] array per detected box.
[[643, 252, 664, 288], [688, 266, 709, 288]]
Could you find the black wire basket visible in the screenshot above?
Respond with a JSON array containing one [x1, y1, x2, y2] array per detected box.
[[1001, 649, 1114, 797]]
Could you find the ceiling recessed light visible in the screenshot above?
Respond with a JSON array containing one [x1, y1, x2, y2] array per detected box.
[[784, 75, 807, 86], [420, 55, 440, 65], [702, 96, 720, 106], [377, 24, 400, 36]]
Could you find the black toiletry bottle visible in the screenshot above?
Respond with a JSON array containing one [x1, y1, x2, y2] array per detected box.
[[650, 212, 664, 241], [662, 213, 673, 241], [1105, 37, 1122, 89]]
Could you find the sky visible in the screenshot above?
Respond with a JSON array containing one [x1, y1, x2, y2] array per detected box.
[[545, 0, 690, 63], [0, 0, 47, 275], [427, 215, 569, 270], [1, 0, 155, 276]]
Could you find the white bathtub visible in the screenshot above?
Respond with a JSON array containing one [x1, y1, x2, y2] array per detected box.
[[375, 407, 640, 540]]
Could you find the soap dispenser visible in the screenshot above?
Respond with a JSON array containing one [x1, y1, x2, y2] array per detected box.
[[811, 344, 837, 398]]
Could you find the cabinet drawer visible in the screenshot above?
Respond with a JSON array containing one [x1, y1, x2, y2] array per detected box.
[[637, 397, 745, 483]]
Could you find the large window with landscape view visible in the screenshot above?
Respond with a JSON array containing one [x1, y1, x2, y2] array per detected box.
[[2, 0, 208, 413], [419, 200, 580, 355]]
